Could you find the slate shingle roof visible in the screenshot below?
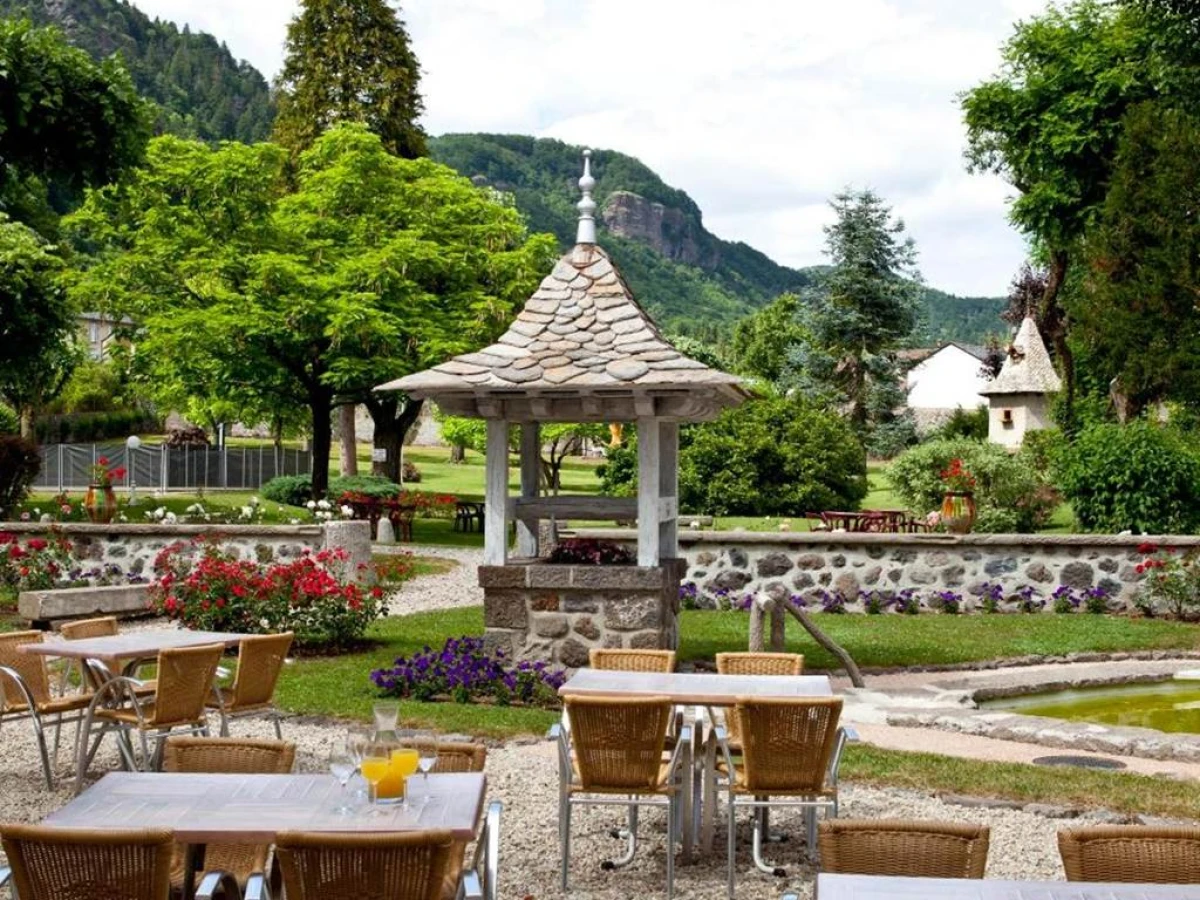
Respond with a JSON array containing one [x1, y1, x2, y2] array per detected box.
[[979, 316, 1062, 395]]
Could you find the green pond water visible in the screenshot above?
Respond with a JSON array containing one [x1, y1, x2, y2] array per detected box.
[[985, 680, 1200, 734]]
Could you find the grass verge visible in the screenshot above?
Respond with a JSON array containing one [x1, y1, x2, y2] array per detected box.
[[844, 744, 1200, 820]]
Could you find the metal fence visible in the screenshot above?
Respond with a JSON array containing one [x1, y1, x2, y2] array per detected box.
[[34, 443, 312, 492]]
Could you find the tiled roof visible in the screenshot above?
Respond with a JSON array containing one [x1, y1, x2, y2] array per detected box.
[[979, 317, 1061, 395]]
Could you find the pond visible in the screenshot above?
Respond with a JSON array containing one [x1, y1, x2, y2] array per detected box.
[[984, 678, 1200, 734]]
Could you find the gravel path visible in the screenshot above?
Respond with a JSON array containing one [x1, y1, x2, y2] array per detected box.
[[377, 543, 483, 615], [0, 709, 1176, 899]]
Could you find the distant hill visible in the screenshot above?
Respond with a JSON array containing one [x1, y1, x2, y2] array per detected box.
[[0, 0, 274, 143], [431, 133, 1005, 342]]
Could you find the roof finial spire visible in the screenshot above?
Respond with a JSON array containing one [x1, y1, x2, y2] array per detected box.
[[576, 148, 597, 244]]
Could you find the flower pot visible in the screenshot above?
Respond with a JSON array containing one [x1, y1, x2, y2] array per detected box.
[[84, 484, 118, 524], [941, 491, 976, 534]]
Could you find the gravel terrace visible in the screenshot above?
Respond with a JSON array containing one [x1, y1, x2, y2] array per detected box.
[[2, 548, 1194, 898]]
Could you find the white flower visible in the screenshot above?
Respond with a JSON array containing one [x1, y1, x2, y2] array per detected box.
[[163, 512, 178, 524], [289, 518, 300, 525], [39, 514, 52, 523], [240, 506, 253, 518], [32, 508, 40, 516], [250, 496, 260, 506], [153, 507, 166, 520], [317, 499, 331, 511], [306, 500, 317, 510], [340, 505, 354, 518]]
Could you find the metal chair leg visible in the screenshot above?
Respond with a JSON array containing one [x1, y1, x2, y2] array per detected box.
[[751, 805, 786, 877], [602, 804, 638, 869], [727, 796, 737, 900], [666, 797, 675, 900], [31, 714, 54, 790], [560, 799, 572, 891]]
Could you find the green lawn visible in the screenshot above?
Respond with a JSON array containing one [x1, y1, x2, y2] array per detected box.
[[275, 607, 1200, 738]]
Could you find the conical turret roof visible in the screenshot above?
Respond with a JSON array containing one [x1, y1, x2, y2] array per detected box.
[[979, 316, 1062, 396]]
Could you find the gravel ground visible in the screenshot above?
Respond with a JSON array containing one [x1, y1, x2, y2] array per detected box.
[[377, 543, 483, 615], [0, 709, 1154, 899]]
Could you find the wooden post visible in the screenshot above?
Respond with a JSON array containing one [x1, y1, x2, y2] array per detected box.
[[484, 419, 509, 566], [516, 423, 540, 558], [658, 421, 678, 560], [637, 416, 661, 567]]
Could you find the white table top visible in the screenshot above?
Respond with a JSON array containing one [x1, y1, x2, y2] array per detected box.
[[816, 874, 1200, 899], [559, 669, 833, 704], [43, 772, 486, 842], [20, 630, 251, 663]]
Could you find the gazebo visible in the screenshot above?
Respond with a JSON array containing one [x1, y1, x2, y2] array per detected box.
[[377, 151, 749, 663], [979, 316, 1061, 449]]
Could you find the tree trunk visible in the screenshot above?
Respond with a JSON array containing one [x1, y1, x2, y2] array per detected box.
[[308, 387, 334, 499], [363, 395, 424, 482], [785, 604, 865, 688], [338, 404, 358, 477], [18, 404, 34, 440], [1041, 249, 1074, 422], [449, 443, 465, 464]]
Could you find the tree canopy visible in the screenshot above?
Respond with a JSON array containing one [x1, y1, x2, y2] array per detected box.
[[273, 0, 426, 159], [66, 125, 556, 495]]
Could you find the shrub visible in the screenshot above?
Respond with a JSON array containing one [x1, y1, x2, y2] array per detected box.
[[1134, 542, 1200, 619], [149, 539, 384, 652], [0, 436, 41, 517], [0, 404, 17, 435], [1057, 422, 1200, 533], [370, 636, 567, 707], [888, 438, 1057, 533], [0, 531, 73, 590], [932, 406, 989, 442], [596, 439, 638, 498], [261, 473, 403, 506], [547, 538, 634, 566]]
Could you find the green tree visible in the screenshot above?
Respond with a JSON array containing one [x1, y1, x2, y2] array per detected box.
[[1073, 102, 1200, 417], [961, 1, 1155, 416], [728, 292, 809, 383], [784, 189, 920, 432], [66, 125, 554, 496], [273, 0, 426, 159]]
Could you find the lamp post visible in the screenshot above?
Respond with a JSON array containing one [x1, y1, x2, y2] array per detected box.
[[125, 434, 141, 506]]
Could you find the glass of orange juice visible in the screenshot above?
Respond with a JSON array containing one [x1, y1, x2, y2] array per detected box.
[[359, 743, 391, 813]]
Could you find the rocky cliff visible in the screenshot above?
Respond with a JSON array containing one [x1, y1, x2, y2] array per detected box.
[[601, 190, 718, 269]]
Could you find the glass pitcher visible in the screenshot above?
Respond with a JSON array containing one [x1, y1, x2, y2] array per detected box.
[[372, 701, 400, 743]]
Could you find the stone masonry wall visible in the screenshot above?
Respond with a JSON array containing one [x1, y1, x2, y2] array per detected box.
[[0, 520, 372, 584], [479, 560, 685, 666], [572, 530, 1198, 614]]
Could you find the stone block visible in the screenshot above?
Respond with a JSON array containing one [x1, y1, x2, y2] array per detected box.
[[940, 565, 965, 587], [483, 591, 528, 629], [481, 629, 517, 658], [478, 566, 529, 589], [833, 573, 860, 597], [530, 593, 560, 612], [322, 520, 373, 584], [696, 551, 717, 566], [628, 630, 665, 650], [797, 553, 825, 570], [925, 551, 950, 568], [20, 584, 152, 623], [831, 554, 847, 568], [1098, 558, 1119, 574], [984, 557, 1018, 577], [1060, 561, 1095, 589], [792, 572, 815, 590], [558, 638, 591, 667], [729, 548, 749, 568], [574, 616, 601, 641], [756, 552, 793, 577], [908, 566, 937, 585], [707, 570, 752, 593], [604, 596, 661, 631], [1025, 563, 1053, 583], [533, 614, 570, 638], [863, 566, 882, 586], [562, 596, 599, 613], [570, 566, 663, 591], [526, 566, 574, 589]]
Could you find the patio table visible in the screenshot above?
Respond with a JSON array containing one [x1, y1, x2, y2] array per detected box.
[[816, 873, 1200, 899], [19, 629, 253, 668], [44, 771, 487, 899], [559, 669, 834, 861]]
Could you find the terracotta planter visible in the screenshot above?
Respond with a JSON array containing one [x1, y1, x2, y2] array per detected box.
[[84, 484, 118, 524], [941, 491, 976, 534]]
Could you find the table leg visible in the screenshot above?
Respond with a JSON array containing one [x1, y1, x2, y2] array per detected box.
[[700, 728, 718, 855], [183, 842, 206, 900], [680, 719, 695, 864]]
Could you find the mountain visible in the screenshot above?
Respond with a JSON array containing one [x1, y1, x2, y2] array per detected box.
[[0, 0, 274, 143], [430, 133, 1005, 343]]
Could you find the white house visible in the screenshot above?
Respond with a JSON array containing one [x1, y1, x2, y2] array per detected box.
[[903, 343, 989, 434]]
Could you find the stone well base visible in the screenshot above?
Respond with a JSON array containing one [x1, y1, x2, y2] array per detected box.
[[479, 560, 685, 667]]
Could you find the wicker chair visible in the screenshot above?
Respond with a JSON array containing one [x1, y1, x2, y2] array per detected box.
[[718, 696, 853, 899], [60, 616, 156, 694], [0, 824, 175, 900], [818, 819, 990, 879], [0, 631, 93, 788], [427, 742, 488, 900], [207, 632, 294, 739], [161, 736, 296, 900], [588, 648, 676, 672], [75, 642, 225, 789], [275, 830, 465, 900], [714, 653, 804, 751], [554, 693, 689, 899], [1058, 825, 1200, 883]]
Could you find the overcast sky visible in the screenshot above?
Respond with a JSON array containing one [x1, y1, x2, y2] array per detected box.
[[132, 0, 1050, 296]]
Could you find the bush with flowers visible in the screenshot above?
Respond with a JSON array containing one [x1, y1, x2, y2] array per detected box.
[[88, 456, 127, 487], [149, 538, 385, 652], [0, 531, 74, 593], [370, 636, 567, 707], [1134, 542, 1200, 620]]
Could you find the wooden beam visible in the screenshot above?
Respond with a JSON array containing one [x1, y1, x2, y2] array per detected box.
[[658, 421, 679, 558], [509, 496, 637, 523], [433, 393, 734, 423], [484, 418, 509, 565], [516, 423, 540, 557], [637, 416, 661, 566]]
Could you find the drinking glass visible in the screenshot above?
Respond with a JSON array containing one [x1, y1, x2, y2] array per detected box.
[[359, 743, 391, 813], [327, 743, 356, 815], [413, 730, 438, 794]]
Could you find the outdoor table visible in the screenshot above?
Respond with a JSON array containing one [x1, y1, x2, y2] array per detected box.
[[559, 669, 834, 861], [816, 873, 1200, 899], [19, 629, 253, 669], [44, 771, 487, 899]]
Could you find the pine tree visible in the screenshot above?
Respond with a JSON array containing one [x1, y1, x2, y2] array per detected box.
[[273, 0, 426, 159]]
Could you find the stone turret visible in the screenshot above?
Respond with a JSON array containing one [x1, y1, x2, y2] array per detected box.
[[979, 316, 1061, 448]]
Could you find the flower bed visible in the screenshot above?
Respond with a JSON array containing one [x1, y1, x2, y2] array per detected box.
[[149, 538, 384, 652], [370, 636, 567, 707]]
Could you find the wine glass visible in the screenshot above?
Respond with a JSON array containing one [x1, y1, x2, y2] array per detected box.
[[359, 742, 390, 813], [327, 743, 356, 815], [413, 730, 438, 795]]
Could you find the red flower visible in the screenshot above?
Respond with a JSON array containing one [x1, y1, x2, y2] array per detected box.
[[97, 456, 110, 466], [26, 538, 47, 551], [1137, 542, 1159, 555], [215, 597, 226, 608]]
